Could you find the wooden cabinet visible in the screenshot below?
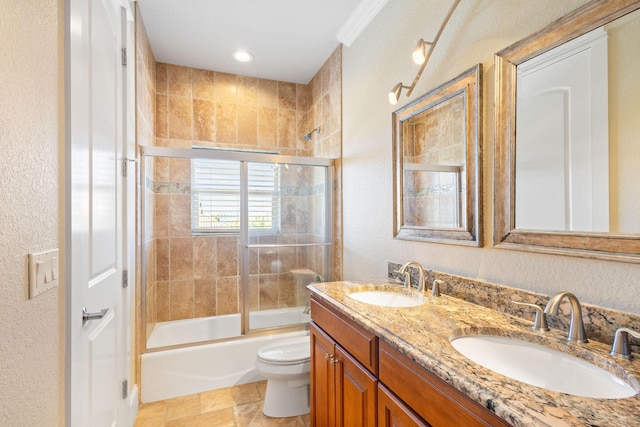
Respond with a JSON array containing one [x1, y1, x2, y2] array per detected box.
[[310, 295, 510, 427], [310, 296, 378, 426], [310, 321, 377, 427], [310, 322, 336, 426]]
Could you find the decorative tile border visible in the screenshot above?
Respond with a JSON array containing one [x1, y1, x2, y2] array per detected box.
[[146, 175, 323, 197]]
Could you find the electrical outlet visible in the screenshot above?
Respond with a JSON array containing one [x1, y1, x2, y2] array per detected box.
[[29, 249, 59, 299]]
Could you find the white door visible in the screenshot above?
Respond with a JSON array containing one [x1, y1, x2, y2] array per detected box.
[[66, 0, 128, 425], [515, 27, 609, 232]]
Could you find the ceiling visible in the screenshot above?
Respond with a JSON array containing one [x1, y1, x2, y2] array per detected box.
[[136, 0, 389, 84]]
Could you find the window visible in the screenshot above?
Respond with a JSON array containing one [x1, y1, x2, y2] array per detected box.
[[192, 158, 281, 233]]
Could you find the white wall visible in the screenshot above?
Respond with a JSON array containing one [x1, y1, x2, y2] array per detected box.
[[342, 0, 640, 313], [0, 0, 63, 425]]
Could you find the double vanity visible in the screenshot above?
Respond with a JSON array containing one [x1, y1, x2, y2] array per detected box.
[[308, 280, 640, 426]]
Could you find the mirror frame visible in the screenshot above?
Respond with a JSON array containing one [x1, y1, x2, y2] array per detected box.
[[494, 0, 640, 262], [393, 64, 482, 245]]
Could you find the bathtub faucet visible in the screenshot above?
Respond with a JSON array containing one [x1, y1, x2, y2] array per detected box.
[[303, 305, 311, 314]]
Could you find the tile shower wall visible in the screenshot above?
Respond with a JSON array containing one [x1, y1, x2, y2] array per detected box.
[[308, 47, 343, 281], [144, 50, 342, 324], [154, 63, 312, 156]]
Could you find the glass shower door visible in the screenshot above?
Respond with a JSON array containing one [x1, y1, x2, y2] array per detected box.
[[244, 161, 332, 333], [141, 146, 333, 350]]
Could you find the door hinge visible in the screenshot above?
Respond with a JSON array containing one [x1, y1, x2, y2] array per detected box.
[[122, 380, 128, 399], [122, 269, 128, 288], [121, 48, 127, 66]]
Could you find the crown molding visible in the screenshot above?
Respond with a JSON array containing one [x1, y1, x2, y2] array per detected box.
[[336, 0, 390, 47]]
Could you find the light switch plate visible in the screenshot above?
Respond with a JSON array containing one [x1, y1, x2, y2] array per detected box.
[[29, 249, 59, 299]]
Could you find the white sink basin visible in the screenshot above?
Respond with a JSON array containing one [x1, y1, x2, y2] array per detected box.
[[450, 335, 637, 399], [347, 290, 424, 308]]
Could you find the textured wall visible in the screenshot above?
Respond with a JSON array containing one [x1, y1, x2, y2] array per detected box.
[[0, 0, 62, 425], [342, 0, 640, 314]]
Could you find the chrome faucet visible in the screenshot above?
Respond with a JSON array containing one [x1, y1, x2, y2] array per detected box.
[[395, 261, 426, 293], [544, 292, 588, 343], [610, 327, 640, 359], [303, 305, 311, 314]]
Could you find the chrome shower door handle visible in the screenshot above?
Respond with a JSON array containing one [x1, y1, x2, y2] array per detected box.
[[82, 307, 109, 326]]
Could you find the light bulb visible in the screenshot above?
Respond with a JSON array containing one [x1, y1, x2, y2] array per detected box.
[[389, 83, 403, 105], [412, 39, 427, 65]]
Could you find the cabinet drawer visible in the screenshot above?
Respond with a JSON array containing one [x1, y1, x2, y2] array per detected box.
[[379, 341, 510, 427], [310, 295, 378, 374], [378, 383, 430, 427]]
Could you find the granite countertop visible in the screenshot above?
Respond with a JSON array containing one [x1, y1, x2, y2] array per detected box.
[[308, 280, 640, 427]]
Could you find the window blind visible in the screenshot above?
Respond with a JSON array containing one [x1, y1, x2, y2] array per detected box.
[[192, 159, 281, 233]]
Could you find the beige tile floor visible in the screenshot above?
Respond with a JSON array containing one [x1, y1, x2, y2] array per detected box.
[[134, 381, 310, 427]]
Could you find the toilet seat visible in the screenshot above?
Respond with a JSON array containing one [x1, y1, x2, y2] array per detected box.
[[257, 336, 310, 365]]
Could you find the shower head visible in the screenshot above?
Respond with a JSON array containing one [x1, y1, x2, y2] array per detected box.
[[303, 128, 320, 141]]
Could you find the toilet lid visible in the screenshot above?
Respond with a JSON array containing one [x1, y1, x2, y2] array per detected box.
[[257, 336, 310, 364]]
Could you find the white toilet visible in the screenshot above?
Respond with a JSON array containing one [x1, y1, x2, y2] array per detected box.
[[255, 335, 311, 417]]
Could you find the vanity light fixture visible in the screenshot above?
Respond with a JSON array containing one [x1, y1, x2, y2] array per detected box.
[[233, 50, 253, 62], [412, 38, 432, 65], [388, 83, 411, 105], [388, 0, 460, 105]]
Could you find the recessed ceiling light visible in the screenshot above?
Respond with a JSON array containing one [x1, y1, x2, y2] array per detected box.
[[233, 51, 253, 62]]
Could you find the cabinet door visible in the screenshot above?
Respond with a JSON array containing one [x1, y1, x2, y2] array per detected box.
[[311, 323, 336, 426], [378, 384, 430, 427], [335, 346, 378, 427]]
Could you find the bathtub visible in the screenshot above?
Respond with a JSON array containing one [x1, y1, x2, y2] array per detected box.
[[141, 306, 310, 402]]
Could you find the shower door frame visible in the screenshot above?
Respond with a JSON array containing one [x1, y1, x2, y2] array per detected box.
[[140, 146, 334, 352]]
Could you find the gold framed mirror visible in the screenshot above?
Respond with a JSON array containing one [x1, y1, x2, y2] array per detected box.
[[494, 0, 640, 261], [393, 64, 482, 245]]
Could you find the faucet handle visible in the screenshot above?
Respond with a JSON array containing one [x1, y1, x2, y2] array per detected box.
[[610, 327, 640, 360], [393, 270, 412, 288], [431, 279, 443, 297], [512, 301, 550, 331]]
